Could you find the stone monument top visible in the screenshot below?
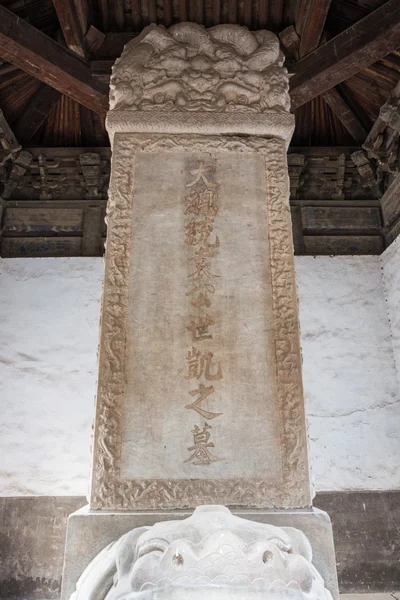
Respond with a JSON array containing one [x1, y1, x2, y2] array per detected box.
[[110, 23, 289, 113], [106, 23, 294, 141]]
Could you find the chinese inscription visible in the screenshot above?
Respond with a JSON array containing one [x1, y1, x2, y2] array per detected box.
[[184, 423, 223, 465], [183, 159, 225, 465]]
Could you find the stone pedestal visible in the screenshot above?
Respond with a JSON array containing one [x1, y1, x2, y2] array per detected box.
[[62, 23, 339, 600], [61, 507, 338, 600]]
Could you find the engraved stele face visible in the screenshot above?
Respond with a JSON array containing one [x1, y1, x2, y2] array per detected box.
[[96, 506, 333, 600]]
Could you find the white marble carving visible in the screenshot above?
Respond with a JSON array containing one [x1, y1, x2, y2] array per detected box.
[[70, 505, 332, 600], [109, 23, 289, 114]]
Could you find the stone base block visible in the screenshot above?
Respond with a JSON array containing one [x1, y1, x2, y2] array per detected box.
[[61, 506, 339, 600]]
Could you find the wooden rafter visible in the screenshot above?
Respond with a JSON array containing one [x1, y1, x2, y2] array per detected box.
[[146, 0, 157, 25], [279, 23, 368, 143], [291, 0, 400, 110], [84, 25, 105, 54], [14, 85, 62, 144], [114, 0, 125, 30], [131, 0, 142, 31], [52, 0, 87, 57], [74, 0, 90, 37], [322, 87, 367, 144], [164, 0, 173, 27], [0, 4, 108, 116], [296, 0, 331, 58]]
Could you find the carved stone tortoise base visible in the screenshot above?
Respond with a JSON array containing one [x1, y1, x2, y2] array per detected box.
[[61, 505, 339, 600]]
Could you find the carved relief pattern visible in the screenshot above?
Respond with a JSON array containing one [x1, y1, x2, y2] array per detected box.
[[263, 138, 309, 496], [110, 23, 290, 115], [91, 134, 310, 510], [92, 137, 135, 505]]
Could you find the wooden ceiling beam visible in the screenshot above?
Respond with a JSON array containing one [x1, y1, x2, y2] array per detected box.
[[14, 85, 61, 144], [296, 0, 331, 58], [0, 4, 108, 116], [290, 0, 400, 110], [52, 0, 87, 57], [280, 20, 368, 144], [74, 0, 90, 37], [84, 25, 105, 53], [322, 87, 368, 144]]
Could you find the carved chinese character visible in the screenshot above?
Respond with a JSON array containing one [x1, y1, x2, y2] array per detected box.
[[186, 315, 215, 342], [186, 347, 222, 380], [185, 160, 219, 189], [190, 292, 211, 308], [185, 383, 222, 420], [184, 190, 219, 217], [184, 423, 224, 465], [186, 283, 215, 309], [184, 217, 219, 247], [189, 247, 220, 279]]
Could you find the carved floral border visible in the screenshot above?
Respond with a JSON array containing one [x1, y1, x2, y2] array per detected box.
[[90, 134, 311, 511]]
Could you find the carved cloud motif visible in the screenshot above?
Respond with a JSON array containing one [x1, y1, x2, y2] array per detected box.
[[110, 23, 290, 114]]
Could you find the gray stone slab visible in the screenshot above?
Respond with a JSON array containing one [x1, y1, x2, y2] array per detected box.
[[0, 496, 84, 599], [61, 506, 339, 600]]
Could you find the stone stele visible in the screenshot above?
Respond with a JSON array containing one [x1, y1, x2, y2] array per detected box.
[[90, 22, 310, 512], [62, 21, 339, 600]]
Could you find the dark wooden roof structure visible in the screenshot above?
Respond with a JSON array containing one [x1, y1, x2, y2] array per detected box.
[[0, 0, 399, 256]]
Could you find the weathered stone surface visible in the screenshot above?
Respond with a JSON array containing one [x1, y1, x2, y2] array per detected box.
[[61, 505, 338, 600], [106, 24, 294, 143], [90, 134, 310, 511], [109, 24, 289, 115]]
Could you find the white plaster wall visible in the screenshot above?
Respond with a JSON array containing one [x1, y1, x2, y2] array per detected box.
[[296, 256, 400, 492], [0, 255, 399, 496], [381, 236, 400, 385], [0, 258, 104, 496]]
